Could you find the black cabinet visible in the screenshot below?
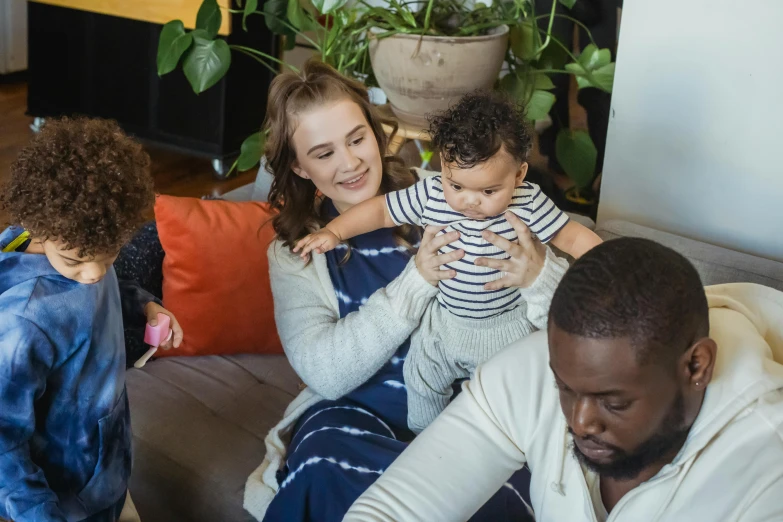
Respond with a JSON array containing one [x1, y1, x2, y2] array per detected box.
[[27, 2, 279, 175]]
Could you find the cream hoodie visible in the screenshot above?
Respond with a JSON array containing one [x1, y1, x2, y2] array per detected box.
[[345, 283, 783, 522]]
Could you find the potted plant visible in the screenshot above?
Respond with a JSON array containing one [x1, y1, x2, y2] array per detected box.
[[157, 0, 614, 200]]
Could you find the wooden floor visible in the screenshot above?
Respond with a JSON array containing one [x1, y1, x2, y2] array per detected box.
[[0, 80, 256, 225]]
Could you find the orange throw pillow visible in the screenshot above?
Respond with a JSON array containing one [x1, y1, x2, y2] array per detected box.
[[154, 195, 282, 356]]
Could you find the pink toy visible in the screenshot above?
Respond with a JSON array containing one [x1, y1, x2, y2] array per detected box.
[[143, 313, 171, 347], [134, 313, 173, 369]]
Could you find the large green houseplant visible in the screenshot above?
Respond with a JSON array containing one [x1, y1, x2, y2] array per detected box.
[[157, 0, 614, 198]]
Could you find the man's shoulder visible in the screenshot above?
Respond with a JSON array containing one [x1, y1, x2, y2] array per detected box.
[[486, 329, 551, 365], [474, 330, 555, 403], [680, 394, 783, 510], [746, 388, 783, 444], [466, 330, 562, 447]]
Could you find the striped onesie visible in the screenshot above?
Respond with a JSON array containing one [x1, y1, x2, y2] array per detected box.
[[386, 175, 570, 431]]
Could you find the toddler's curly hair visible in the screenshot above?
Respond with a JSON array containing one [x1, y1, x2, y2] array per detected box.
[[1, 117, 154, 257], [429, 90, 533, 169]]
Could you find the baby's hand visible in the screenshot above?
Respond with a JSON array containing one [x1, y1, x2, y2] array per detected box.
[[144, 302, 183, 350], [293, 229, 341, 259]]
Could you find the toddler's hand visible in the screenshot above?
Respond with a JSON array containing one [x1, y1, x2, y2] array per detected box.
[[293, 229, 341, 259], [144, 302, 184, 350]]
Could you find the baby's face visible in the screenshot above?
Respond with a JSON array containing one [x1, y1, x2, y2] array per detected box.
[[441, 148, 527, 220], [41, 240, 118, 284]]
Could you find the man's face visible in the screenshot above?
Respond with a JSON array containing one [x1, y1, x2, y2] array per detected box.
[[549, 326, 692, 480]]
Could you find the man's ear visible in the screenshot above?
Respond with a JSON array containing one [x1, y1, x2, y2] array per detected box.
[[681, 337, 718, 389], [292, 161, 309, 180], [516, 162, 529, 183]]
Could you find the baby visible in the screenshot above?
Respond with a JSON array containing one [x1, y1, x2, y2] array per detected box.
[[296, 92, 602, 432]]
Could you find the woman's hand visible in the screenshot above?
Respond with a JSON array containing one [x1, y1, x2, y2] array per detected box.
[[474, 211, 546, 290], [415, 226, 464, 287], [144, 302, 184, 350]]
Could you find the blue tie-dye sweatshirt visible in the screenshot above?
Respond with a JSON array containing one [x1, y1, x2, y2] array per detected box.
[[0, 227, 152, 522]]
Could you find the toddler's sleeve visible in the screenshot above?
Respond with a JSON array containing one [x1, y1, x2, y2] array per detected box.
[[385, 178, 432, 227], [509, 182, 569, 243], [118, 279, 161, 328], [0, 316, 68, 522]]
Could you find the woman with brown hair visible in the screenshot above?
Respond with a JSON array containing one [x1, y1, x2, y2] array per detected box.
[[245, 60, 555, 521]]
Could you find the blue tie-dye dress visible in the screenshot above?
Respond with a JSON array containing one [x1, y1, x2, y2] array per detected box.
[[263, 201, 535, 522]]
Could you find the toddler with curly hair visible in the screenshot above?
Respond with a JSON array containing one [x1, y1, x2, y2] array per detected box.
[[0, 117, 180, 522], [295, 91, 602, 432]]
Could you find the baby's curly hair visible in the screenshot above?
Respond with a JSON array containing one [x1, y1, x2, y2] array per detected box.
[[429, 90, 533, 169], [1, 117, 154, 257]]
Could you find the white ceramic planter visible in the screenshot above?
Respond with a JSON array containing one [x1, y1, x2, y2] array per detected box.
[[369, 25, 509, 126]]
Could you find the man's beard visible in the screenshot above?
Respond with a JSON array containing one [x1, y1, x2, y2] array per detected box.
[[570, 391, 690, 481]]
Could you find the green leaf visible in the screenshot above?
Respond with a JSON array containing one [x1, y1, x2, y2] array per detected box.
[[243, 0, 258, 31], [499, 72, 551, 107], [311, 0, 348, 15], [264, 0, 292, 34], [365, 7, 409, 31], [189, 28, 212, 39], [536, 39, 568, 70], [509, 21, 538, 61], [286, 0, 310, 30], [525, 90, 556, 121], [555, 129, 597, 189], [566, 61, 615, 92], [577, 44, 611, 71], [558, 0, 577, 9], [400, 8, 417, 28], [157, 20, 193, 76], [283, 33, 297, 51], [196, 0, 222, 38], [325, 13, 340, 54], [574, 75, 591, 90], [577, 43, 598, 68], [183, 36, 231, 93], [590, 62, 615, 93], [534, 73, 555, 90], [499, 73, 525, 101], [565, 62, 590, 88], [237, 131, 266, 171]]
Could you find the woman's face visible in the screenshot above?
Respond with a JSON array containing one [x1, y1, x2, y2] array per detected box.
[[291, 99, 384, 213]]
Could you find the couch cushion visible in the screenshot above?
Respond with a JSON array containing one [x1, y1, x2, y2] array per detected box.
[[597, 220, 783, 291], [222, 160, 273, 203], [127, 354, 300, 522], [155, 196, 282, 357], [222, 183, 255, 203]]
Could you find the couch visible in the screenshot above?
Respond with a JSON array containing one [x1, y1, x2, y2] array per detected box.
[[126, 170, 783, 522]]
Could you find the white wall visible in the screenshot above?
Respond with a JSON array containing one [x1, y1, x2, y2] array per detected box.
[[0, 0, 28, 74], [598, 0, 783, 262]]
